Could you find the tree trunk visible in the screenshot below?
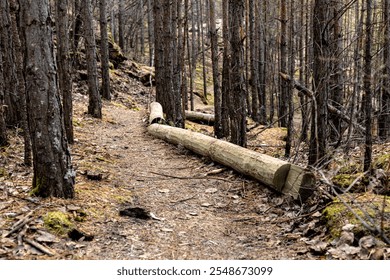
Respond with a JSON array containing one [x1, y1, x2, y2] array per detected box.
[[19, 0, 75, 198], [309, 0, 330, 166], [228, 0, 247, 147], [9, 0, 31, 165], [363, 0, 373, 172], [0, 0, 20, 127], [279, 0, 288, 128], [56, 0, 74, 144], [249, 0, 260, 123], [147, 0, 154, 66], [100, 0, 111, 100], [209, 0, 222, 138], [82, 0, 102, 118], [118, 0, 125, 50], [380, 0, 390, 140], [0, 24, 7, 146], [221, 0, 230, 137]]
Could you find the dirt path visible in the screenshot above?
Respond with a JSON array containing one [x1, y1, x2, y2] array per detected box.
[[65, 96, 314, 260]]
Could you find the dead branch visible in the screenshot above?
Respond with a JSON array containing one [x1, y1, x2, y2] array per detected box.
[[23, 237, 55, 256], [279, 72, 366, 133]]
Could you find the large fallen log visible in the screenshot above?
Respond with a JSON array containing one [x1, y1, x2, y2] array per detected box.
[[148, 104, 315, 200], [185, 110, 215, 125]]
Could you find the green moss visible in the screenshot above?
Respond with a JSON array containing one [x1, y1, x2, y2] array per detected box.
[[29, 176, 45, 196], [374, 154, 390, 169], [44, 211, 73, 235], [322, 194, 390, 239], [72, 118, 84, 127], [332, 173, 365, 189]]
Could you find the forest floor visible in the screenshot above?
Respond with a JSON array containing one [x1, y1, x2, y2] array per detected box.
[[1, 62, 389, 260]]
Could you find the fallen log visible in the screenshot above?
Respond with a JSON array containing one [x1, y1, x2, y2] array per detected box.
[[148, 108, 315, 200], [279, 72, 365, 133], [149, 102, 165, 124], [185, 110, 215, 125]]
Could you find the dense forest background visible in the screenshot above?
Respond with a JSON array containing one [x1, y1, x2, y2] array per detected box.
[[0, 0, 389, 259]]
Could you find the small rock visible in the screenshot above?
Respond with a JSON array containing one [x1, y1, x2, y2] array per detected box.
[[205, 188, 218, 194], [338, 231, 354, 246], [309, 241, 328, 254], [201, 203, 212, 207], [342, 224, 355, 231], [359, 236, 376, 250]]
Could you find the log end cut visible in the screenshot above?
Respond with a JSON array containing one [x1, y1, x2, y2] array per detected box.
[[283, 165, 316, 201]]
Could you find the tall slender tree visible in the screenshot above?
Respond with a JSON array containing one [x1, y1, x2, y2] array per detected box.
[[363, 0, 373, 172], [19, 0, 75, 198], [309, 0, 330, 166], [380, 0, 390, 140], [100, 0, 111, 100], [56, 0, 74, 143], [82, 0, 102, 118], [228, 0, 247, 147]]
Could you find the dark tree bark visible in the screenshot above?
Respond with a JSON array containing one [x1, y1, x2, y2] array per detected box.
[[100, 0, 111, 100], [82, 0, 102, 118], [0, 0, 20, 127], [118, 0, 125, 50], [147, 0, 154, 66], [19, 0, 75, 198], [9, 0, 32, 165], [221, 0, 230, 137], [285, 0, 295, 158], [329, 1, 343, 144], [71, 0, 83, 67], [363, 0, 373, 172], [249, 0, 260, 123], [56, 0, 74, 144], [228, 0, 247, 147], [279, 0, 288, 127], [153, 0, 183, 126], [0, 29, 7, 147], [309, 0, 330, 166], [380, 0, 390, 140], [209, 0, 222, 138]]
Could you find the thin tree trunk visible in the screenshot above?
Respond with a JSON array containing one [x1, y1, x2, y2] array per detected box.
[[363, 0, 373, 172], [147, 0, 154, 66], [285, 0, 295, 158], [249, 0, 260, 123], [118, 0, 125, 50], [380, 0, 390, 140], [100, 0, 111, 100], [221, 0, 230, 137], [229, 0, 247, 147], [209, 0, 222, 138], [309, 0, 330, 166], [56, 0, 74, 144], [82, 0, 102, 118], [279, 0, 288, 127], [199, 0, 207, 101]]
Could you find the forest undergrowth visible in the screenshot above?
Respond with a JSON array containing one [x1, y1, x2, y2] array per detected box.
[[0, 60, 389, 260]]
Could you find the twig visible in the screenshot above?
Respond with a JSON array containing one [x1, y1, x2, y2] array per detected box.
[[23, 237, 55, 256], [150, 171, 232, 182], [3, 216, 35, 238], [170, 194, 198, 205]]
